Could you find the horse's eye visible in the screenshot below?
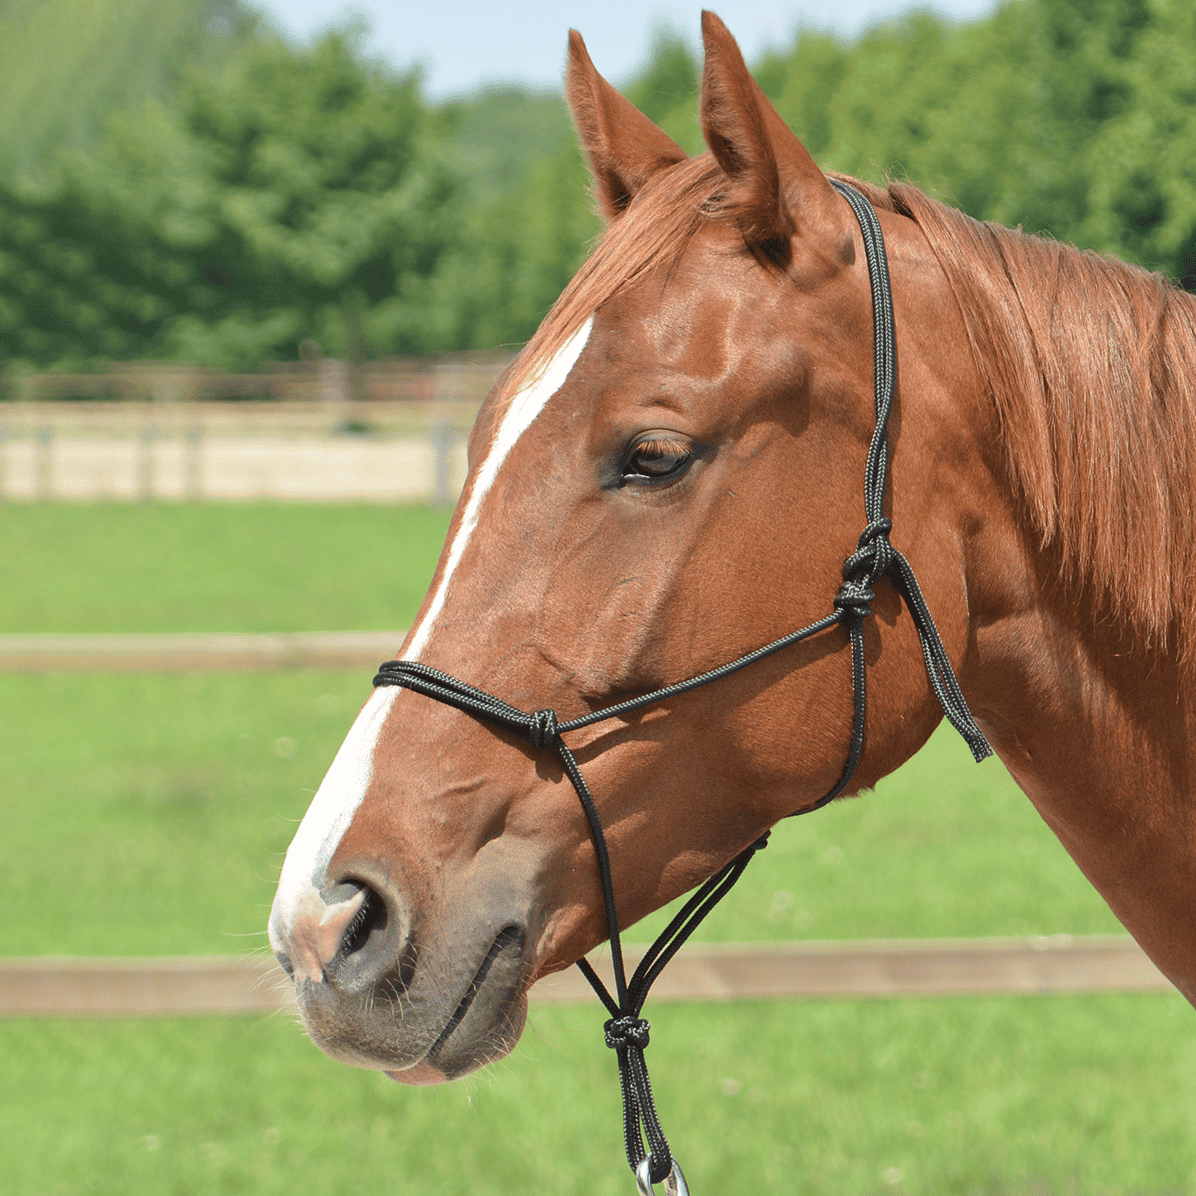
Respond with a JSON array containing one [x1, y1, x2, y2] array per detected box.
[[623, 437, 692, 482]]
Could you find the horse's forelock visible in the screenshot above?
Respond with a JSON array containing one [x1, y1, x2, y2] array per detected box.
[[502, 157, 730, 398]]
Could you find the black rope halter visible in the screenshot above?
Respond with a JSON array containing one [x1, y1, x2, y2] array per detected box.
[[373, 181, 992, 1194]]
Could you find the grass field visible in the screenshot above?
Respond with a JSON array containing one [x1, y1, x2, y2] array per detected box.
[[0, 503, 453, 632], [0, 672, 1120, 957], [4, 995, 1194, 1196], [1, 502, 1188, 1195]]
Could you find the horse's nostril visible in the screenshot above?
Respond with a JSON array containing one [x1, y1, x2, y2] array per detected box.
[[339, 882, 388, 959], [274, 875, 410, 990]]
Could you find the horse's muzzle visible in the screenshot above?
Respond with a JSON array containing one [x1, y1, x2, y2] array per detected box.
[[269, 872, 531, 1082]]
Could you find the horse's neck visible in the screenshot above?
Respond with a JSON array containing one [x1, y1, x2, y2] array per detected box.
[[882, 218, 1196, 1002], [964, 534, 1196, 1002]]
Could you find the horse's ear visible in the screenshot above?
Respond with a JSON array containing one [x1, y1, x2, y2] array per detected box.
[[699, 11, 851, 259], [566, 29, 688, 220]]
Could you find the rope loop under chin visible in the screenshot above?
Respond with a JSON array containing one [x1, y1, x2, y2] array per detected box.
[[605, 1016, 652, 1051]]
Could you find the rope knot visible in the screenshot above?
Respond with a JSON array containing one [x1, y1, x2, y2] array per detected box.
[[836, 518, 894, 620], [858, 516, 893, 551], [604, 1015, 651, 1051], [856, 517, 895, 573], [528, 708, 559, 749], [834, 578, 875, 620]]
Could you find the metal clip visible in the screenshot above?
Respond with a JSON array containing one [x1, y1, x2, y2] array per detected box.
[[635, 1155, 689, 1196]]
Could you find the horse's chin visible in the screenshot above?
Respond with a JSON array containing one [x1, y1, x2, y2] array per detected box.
[[385, 988, 530, 1086], [385, 1059, 452, 1086]]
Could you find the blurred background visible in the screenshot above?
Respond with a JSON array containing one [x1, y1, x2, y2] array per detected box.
[[3, 0, 1194, 384], [3, 1, 1196, 1193]]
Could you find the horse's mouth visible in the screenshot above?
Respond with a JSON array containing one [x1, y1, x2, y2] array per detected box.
[[296, 924, 530, 1085]]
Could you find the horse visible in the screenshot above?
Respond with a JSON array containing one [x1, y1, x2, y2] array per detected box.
[[268, 7, 1196, 1186]]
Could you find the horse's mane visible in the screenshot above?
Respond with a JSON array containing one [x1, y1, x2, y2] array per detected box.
[[510, 156, 1196, 656], [867, 178, 1196, 656]]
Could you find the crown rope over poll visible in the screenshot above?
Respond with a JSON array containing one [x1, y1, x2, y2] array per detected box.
[[373, 181, 990, 1194]]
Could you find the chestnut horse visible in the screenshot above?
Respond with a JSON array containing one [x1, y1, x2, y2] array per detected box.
[[270, 6, 1196, 1181]]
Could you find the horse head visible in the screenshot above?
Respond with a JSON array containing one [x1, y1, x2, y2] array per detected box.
[[268, 12, 998, 1084]]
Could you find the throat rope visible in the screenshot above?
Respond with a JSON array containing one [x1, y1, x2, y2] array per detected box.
[[372, 181, 991, 1195]]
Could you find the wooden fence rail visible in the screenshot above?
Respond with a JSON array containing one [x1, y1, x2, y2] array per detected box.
[[0, 631, 407, 672], [7, 352, 513, 405], [0, 937, 1170, 1018]]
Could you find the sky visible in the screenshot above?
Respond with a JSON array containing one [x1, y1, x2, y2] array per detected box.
[[251, 0, 1002, 99]]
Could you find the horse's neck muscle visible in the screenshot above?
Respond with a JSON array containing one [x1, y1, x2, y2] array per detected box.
[[884, 224, 1196, 1005], [965, 537, 1196, 1003]]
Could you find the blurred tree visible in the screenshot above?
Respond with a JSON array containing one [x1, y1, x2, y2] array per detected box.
[[760, 31, 850, 159], [441, 87, 573, 201], [0, 27, 461, 368], [0, 0, 243, 171], [0, 167, 178, 363], [432, 137, 598, 351], [156, 28, 459, 364], [767, 0, 1196, 288], [623, 29, 703, 154], [1064, 0, 1196, 285], [4, 0, 1196, 374], [428, 86, 597, 349]]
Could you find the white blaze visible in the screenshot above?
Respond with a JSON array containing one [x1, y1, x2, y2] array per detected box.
[[269, 686, 397, 946], [270, 316, 594, 937], [403, 316, 594, 661]]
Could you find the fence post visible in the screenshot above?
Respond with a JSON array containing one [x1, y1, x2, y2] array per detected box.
[[320, 358, 349, 426], [138, 422, 157, 502], [35, 425, 54, 501], [430, 420, 454, 506], [184, 422, 203, 501], [0, 425, 6, 502]]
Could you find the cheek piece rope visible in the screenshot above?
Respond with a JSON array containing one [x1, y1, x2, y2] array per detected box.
[[372, 181, 992, 1196]]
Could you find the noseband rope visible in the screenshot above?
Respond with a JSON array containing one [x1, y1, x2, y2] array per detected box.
[[372, 182, 991, 1194]]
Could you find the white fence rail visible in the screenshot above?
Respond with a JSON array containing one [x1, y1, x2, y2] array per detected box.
[[0, 423, 469, 503], [0, 352, 512, 502], [0, 407, 482, 503]]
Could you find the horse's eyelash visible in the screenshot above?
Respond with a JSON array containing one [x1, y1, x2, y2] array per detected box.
[[634, 438, 687, 456]]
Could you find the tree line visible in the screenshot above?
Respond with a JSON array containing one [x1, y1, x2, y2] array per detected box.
[[1, 0, 1192, 377]]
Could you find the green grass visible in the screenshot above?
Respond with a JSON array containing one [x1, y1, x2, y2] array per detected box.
[[0, 670, 1118, 958], [0, 498, 1123, 951], [0, 670, 364, 956], [3, 994, 1194, 1195], [0, 503, 452, 632], [0, 500, 1186, 1194]]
